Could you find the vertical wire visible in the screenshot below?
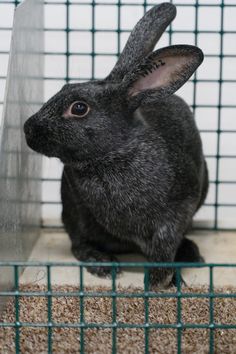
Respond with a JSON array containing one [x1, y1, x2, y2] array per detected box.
[[14, 265, 20, 354], [47, 265, 52, 354], [168, 0, 173, 46], [176, 268, 182, 354], [65, 0, 70, 84], [144, 267, 150, 354], [80, 265, 85, 354], [209, 266, 215, 353], [192, 0, 199, 117], [91, 0, 95, 79], [214, 0, 224, 229], [111, 265, 117, 354], [117, 0, 121, 59], [143, 0, 147, 14]]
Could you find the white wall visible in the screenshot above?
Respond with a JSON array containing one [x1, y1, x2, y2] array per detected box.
[[1, 0, 236, 229]]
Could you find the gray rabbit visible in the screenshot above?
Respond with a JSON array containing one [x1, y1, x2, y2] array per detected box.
[[24, 3, 208, 287]]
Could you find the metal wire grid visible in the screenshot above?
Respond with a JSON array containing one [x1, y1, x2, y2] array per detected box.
[[0, 0, 236, 230], [0, 261, 236, 354]]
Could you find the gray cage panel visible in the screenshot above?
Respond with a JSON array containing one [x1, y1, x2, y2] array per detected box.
[[0, 0, 44, 295]]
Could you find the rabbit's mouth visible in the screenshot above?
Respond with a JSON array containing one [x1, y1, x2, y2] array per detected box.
[[24, 118, 63, 157], [25, 134, 59, 157], [25, 134, 81, 163], [24, 131, 60, 159]]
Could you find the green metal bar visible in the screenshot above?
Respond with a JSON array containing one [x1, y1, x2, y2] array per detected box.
[[14, 265, 20, 354], [214, 0, 225, 230], [144, 267, 150, 354], [209, 266, 215, 354], [1, 321, 236, 330], [176, 268, 182, 354], [47, 265, 52, 354], [111, 266, 117, 354], [79, 265, 85, 354], [2, 290, 236, 299], [2, 261, 236, 268]]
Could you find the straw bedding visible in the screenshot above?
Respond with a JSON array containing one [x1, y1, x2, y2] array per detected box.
[[0, 284, 236, 354]]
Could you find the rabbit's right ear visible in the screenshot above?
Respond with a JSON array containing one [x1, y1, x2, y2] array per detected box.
[[125, 45, 204, 108], [106, 3, 176, 82]]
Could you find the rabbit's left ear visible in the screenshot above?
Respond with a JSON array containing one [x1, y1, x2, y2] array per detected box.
[[126, 45, 203, 108]]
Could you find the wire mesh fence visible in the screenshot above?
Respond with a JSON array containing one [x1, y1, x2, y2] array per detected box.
[[0, 0, 235, 230], [1, 261, 236, 353]]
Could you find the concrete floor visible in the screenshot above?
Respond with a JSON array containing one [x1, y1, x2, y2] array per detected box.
[[21, 230, 236, 288]]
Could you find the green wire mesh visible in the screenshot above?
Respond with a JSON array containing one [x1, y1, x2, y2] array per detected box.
[[0, 0, 236, 231], [0, 262, 236, 353]]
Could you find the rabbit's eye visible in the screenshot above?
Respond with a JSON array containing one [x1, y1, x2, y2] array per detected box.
[[68, 101, 90, 117]]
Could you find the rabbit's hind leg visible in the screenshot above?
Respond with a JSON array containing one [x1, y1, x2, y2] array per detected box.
[[175, 238, 204, 263], [137, 223, 182, 289]]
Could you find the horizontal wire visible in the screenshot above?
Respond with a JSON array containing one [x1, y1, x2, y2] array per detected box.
[[0, 321, 235, 330], [41, 224, 236, 231], [1, 290, 236, 298], [42, 202, 236, 206], [1, 27, 236, 34], [1, 0, 236, 7], [1, 50, 236, 60], [41, 178, 236, 183], [1, 260, 236, 267]]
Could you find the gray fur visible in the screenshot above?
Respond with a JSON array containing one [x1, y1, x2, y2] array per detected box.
[[107, 2, 176, 81], [24, 3, 208, 287]]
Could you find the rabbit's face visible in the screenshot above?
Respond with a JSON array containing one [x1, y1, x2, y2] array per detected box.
[[24, 81, 133, 163], [24, 1, 204, 165], [24, 46, 203, 165]]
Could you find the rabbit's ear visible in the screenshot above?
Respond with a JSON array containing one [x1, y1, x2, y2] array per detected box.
[[106, 3, 176, 82], [127, 45, 204, 107]]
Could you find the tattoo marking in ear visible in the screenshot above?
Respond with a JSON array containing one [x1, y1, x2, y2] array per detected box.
[[140, 59, 166, 78], [158, 59, 166, 66]]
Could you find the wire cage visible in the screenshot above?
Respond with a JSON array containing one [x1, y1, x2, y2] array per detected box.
[[1, 261, 236, 354], [0, 1, 236, 354], [0, 0, 236, 231]]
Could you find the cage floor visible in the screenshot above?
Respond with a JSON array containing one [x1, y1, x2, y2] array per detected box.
[[1, 284, 236, 354], [1, 231, 236, 354], [20, 230, 236, 287]]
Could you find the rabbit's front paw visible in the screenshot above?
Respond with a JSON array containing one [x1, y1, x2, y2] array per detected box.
[[148, 268, 174, 289], [88, 260, 121, 278], [86, 255, 121, 278], [72, 246, 120, 278]]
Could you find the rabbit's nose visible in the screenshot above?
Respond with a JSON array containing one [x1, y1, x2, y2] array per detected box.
[[24, 118, 34, 136]]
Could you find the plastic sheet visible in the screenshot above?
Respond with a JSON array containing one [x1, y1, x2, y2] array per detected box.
[[0, 0, 44, 299]]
